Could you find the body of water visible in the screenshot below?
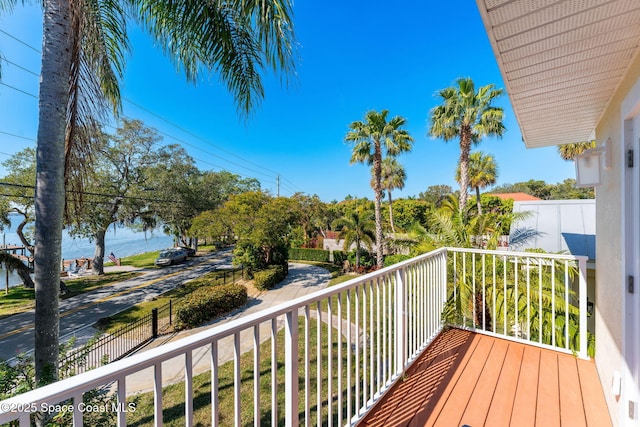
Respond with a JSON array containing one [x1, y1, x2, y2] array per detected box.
[[1, 214, 174, 287]]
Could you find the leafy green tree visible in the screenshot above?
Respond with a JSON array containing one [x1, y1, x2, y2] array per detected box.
[[0, 148, 36, 254], [345, 110, 413, 267], [549, 178, 594, 199], [4, 0, 297, 389], [332, 210, 376, 269], [418, 184, 453, 208], [429, 77, 505, 212], [378, 157, 406, 233], [455, 151, 498, 215], [66, 119, 159, 275], [290, 193, 327, 247]]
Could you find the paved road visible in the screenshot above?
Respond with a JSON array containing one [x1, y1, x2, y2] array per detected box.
[[0, 249, 235, 361]]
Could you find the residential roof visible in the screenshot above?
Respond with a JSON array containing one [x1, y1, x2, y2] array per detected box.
[[475, 0, 640, 148], [487, 192, 542, 201], [510, 199, 596, 259]]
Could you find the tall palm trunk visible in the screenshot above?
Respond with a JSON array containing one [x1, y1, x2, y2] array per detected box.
[[34, 0, 73, 390], [388, 190, 395, 233], [475, 186, 482, 215], [458, 126, 472, 213], [372, 144, 384, 268]]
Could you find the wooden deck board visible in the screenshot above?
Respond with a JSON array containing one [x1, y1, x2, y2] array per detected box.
[[359, 328, 612, 427], [536, 350, 560, 427], [484, 343, 524, 427]]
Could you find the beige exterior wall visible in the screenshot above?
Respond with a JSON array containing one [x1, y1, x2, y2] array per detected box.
[[594, 51, 640, 426]]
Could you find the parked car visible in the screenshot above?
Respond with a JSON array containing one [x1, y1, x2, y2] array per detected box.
[[178, 246, 196, 257], [154, 248, 187, 266]]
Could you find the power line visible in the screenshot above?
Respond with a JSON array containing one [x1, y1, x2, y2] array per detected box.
[[0, 28, 308, 196], [0, 131, 35, 142], [0, 29, 40, 53]]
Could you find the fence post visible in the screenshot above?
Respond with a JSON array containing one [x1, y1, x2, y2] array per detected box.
[[169, 300, 172, 325], [152, 308, 158, 338]]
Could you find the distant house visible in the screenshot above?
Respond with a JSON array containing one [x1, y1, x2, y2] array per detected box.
[[487, 192, 542, 202]]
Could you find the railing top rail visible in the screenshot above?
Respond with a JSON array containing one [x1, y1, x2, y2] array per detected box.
[[446, 247, 589, 262], [0, 247, 450, 413]]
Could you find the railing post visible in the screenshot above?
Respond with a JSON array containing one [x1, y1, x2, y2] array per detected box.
[[285, 310, 299, 427], [395, 267, 407, 376], [152, 308, 158, 339], [169, 300, 172, 325], [578, 256, 588, 359]]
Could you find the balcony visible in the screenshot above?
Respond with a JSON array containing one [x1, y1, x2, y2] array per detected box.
[[0, 247, 609, 426]]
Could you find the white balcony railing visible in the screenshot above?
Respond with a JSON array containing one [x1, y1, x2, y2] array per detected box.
[[0, 247, 588, 426]]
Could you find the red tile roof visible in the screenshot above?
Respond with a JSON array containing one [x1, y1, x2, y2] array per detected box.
[[487, 192, 542, 201]]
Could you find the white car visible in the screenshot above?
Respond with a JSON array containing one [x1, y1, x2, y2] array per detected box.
[[154, 248, 188, 266]]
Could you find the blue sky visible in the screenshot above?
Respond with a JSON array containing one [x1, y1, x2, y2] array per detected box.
[[0, 0, 577, 202]]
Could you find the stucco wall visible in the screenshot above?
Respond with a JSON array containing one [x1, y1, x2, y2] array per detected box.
[[594, 50, 640, 426]]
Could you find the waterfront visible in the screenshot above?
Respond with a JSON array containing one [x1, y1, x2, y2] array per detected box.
[[1, 214, 174, 287]]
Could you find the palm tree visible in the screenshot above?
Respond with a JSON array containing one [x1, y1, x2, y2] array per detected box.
[[558, 141, 596, 160], [455, 151, 498, 215], [332, 211, 376, 269], [3, 0, 297, 389], [345, 110, 413, 267], [377, 157, 406, 233], [429, 77, 505, 213]]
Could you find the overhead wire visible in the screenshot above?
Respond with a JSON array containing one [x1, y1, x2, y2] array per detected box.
[[0, 28, 304, 197]]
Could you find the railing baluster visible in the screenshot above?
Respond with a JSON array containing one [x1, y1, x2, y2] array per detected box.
[[272, 318, 278, 427], [538, 259, 543, 344], [234, 332, 241, 427], [346, 288, 352, 423], [515, 256, 519, 338], [369, 279, 374, 401], [211, 340, 219, 427], [472, 253, 476, 329], [254, 325, 261, 427], [503, 255, 507, 336], [154, 362, 162, 427], [337, 292, 343, 427], [355, 285, 360, 416], [482, 253, 486, 331], [117, 376, 126, 427], [284, 310, 299, 427], [492, 254, 496, 334], [526, 258, 531, 340], [578, 257, 588, 359], [552, 262, 556, 347], [565, 260, 570, 350], [304, 306, 311, 427], [327, 296, 333, 427], [185, 350, 194, 426], [316, 301, 322, 426]]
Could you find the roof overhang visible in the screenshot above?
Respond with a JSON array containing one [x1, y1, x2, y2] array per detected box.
[[475, 0, 640, 148]]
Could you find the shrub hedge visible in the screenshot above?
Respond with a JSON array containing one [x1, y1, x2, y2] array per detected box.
[[253, 265, 287, 291], [332, 250, 347, 266], [175, 283, 247, 330], [288, 247, 330, 263], [383, 254, 412, 267]]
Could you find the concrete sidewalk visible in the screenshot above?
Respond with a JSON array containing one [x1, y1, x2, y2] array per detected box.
[[124, 262, 331, 394]]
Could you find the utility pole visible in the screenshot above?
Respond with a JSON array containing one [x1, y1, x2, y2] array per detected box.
[[276, 174, 280, 197]]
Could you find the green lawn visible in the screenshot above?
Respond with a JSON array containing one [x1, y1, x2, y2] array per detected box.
[[126, 317, 352, 427], [97, 269, 243, 332], [0, 271, 142, 319]]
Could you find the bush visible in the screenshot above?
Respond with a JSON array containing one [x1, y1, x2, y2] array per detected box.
[[289, 247, 330, 263], [253, 265, 287, 291], [347, 249, 374, 268], [175, 283, 247, 329], [384, 254, 412, 267], [332, 250, 347, 266]]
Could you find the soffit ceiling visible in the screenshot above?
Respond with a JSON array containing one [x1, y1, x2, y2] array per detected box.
[[475, 0, 640, 148]]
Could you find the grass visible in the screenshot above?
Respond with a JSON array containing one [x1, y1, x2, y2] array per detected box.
[[126, 317, 355, 427], [0, 271, 141, 319], [109, 251, 162, 269], [97, 269, 243, 332]]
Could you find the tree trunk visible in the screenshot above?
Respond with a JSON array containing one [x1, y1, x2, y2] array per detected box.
[[388, 190, 395, 234], [372, 142, 384, 268], [475, 186, 482, 215], [34, 0, 73, 392], [16, 216, 35, 255], [93, 228, 106, 275], [458, 126, 472, 213]]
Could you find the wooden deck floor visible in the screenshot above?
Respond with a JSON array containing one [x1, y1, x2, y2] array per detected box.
[[359, 328, 611, 427]]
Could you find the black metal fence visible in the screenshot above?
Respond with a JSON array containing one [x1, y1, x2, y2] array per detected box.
[[59, 266, 244, 375], [60, 300, 173, 375]]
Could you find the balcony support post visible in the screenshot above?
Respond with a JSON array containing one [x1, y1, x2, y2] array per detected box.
[[578, 256, 588, 359], [285, 310, 299, 427], [395, 267, 407, 376]]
